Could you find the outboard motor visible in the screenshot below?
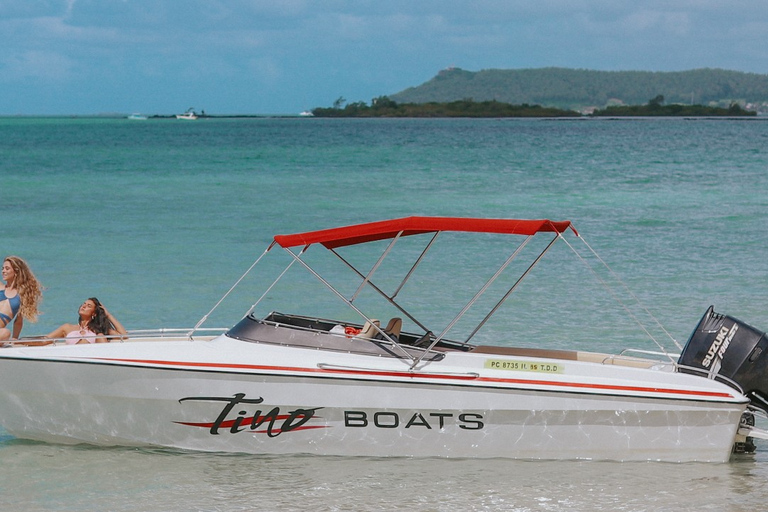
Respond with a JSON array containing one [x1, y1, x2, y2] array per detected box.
[[679, 306, 768, 414]]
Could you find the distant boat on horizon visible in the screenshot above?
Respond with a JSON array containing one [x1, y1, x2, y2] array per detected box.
[[127, 113, 148, 120], [176, 108, 198, 120]]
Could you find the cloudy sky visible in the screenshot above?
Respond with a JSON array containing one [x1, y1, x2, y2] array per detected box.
[[1, 1, 766, 115]]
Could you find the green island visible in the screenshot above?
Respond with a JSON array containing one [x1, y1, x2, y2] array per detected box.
[[311, 95, 756, 118], [591, 95, 755, 117], [311, 97, 579, 118]]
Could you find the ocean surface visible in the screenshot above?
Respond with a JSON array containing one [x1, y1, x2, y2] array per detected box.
[[1, 116, 768, 511]]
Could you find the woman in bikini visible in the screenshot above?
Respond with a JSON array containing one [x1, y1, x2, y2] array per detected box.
[[0, 256, 43, 341], [47, 297, 127, 344]]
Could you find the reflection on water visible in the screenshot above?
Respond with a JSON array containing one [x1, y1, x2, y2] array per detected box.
[[1, 435, 767, 511]]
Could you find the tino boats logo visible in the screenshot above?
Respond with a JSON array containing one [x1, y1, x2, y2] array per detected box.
[[176, 393, 325, 437], [175, 393, 486, 436]]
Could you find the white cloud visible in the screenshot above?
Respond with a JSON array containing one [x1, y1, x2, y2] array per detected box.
[[247, 56, 282, 82], [0, 49, 75, 81]]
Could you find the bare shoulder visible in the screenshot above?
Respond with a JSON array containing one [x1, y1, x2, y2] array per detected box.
[[48, 323, 77, 338]]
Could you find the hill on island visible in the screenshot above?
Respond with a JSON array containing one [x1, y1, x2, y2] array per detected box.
[[390, 68, 768, 111]]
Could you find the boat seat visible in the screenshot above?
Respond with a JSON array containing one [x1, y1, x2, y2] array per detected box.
[[354, 319, 380, 340], [382, 317, 402, 341], [412, 331, 434, 348]]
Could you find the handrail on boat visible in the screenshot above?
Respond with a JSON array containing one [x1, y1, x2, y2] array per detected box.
[[127, 327, 228, 336], [3, 327, 229, 347], [619, 348, 680, 360], [317, 362, 480, 379]]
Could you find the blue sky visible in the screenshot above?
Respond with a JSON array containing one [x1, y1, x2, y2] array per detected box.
[[1, 1, 766, 115]]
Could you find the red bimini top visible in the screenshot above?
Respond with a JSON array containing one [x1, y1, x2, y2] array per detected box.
[[272, 216, 577, 250]]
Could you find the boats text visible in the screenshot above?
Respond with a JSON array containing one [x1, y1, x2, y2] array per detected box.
[[344, 411, 484, 430]]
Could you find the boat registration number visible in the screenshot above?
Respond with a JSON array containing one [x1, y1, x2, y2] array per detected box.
[[484, 359, 563, 374]]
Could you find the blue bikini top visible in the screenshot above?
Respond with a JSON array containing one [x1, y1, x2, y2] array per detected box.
[[0, 288, 21, 324]]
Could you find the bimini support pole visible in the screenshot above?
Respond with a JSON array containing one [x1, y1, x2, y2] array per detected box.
[[409, 234, 535, 369], [281, 245, 416, 361], [245, 245, 306, 317], [392, 231, 440, 300], [329, 231, 441, 334], [462, 232, 561, 345], [560, 234, 681, 356], [349, 231, 403, 302], [193, 245, 273, 333]]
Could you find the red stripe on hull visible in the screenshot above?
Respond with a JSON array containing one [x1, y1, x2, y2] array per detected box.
[[87, 357, 738, 400]]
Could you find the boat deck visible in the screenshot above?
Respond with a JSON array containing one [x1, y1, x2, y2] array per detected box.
[[470, 345, 664, 368], [227, 312, 666, 369], [5, 314, 667, 370]]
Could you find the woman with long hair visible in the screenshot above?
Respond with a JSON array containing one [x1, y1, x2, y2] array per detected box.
[[47, 297, 126, 344], [0, 256, 43, 340]]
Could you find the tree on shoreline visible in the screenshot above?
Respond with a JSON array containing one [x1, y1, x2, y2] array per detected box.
[[312, 97, 579, 118], [591, 96, 754, 117], [311, 95, 755, 118]]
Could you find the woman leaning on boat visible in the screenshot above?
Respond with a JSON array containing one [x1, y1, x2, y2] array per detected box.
[[47, 297, 126, 344], [0, 256, 43, 340]]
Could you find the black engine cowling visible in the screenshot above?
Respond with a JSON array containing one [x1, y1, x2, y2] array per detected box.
[[679, 306, 768, 414]]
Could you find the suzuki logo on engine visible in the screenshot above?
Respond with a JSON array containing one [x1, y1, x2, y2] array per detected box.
[[702, 324, 739, 368]]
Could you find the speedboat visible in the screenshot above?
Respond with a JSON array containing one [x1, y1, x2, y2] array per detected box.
[[1, 216, 767, 462], [127, 113, 148, 120], [175, 108, 198, 120]]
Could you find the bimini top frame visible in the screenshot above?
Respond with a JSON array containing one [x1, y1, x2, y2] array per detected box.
[[271, 216, 577, 250], [196, 216, 677, 368], [250, 217, 576, 368]]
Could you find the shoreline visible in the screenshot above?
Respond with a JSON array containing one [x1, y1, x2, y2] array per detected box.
[[1, 114, 765, 120]]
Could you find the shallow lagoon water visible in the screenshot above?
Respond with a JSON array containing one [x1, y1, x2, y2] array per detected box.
[[2, 436, 767, 511], [2, 116, 768, 510]]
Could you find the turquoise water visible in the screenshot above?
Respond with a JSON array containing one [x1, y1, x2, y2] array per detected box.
[[2, 117, 768, 510]]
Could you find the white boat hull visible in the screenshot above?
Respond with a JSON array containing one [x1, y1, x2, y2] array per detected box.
[[0, 335, 746, 462]]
